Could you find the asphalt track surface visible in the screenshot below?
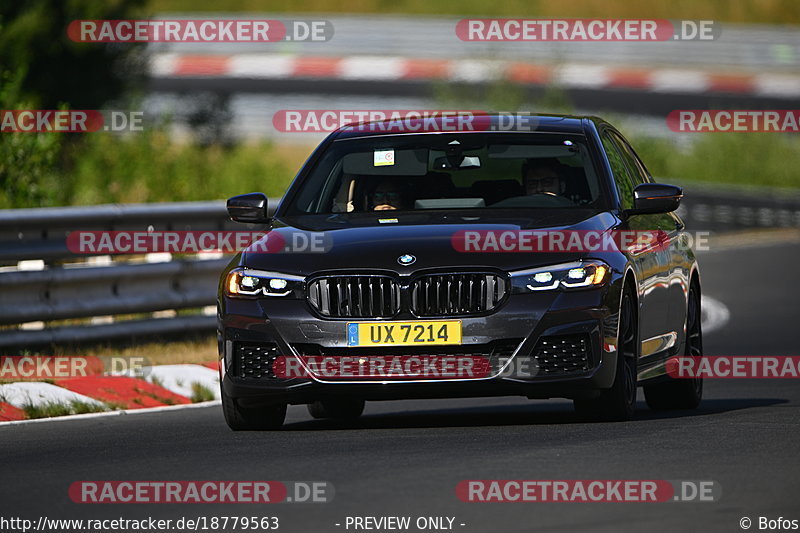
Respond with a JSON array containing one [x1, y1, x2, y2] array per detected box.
[[1, 240, 798, 533]]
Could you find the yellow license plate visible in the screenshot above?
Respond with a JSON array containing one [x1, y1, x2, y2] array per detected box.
[[346, 321, 462, 347]]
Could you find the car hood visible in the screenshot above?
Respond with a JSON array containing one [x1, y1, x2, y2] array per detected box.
[[241, 211, 619, 275]]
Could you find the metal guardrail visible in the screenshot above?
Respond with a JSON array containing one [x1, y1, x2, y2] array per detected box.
[[0, 258, 228, 324], [676, 182, 800, 233], [0, 186, 799, 351], [0, 200, 277, 352], [0, 201, 238, 263]]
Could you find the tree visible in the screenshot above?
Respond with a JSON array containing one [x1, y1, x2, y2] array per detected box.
[[0, 0, 147, 207], [0, 0, 147, 109]]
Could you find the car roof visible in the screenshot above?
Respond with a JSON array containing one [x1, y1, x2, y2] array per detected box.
[[332, 113, 598, 139]]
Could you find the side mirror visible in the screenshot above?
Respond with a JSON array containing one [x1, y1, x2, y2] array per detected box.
[[227, 193, 270, 223], [626, 183, 683, 215]]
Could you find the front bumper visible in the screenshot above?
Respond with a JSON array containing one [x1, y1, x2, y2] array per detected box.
[[218, 288, 620, 405]]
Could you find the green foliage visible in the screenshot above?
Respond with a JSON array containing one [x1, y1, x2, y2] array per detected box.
[[0, 0, 148, 208], [0, 69, 64, 208], [190, 382, 216, 403], [63, 130, 294, 205], [0, 127, 63, 208], [22, 399, 108, 419], [0, 0, 147, 109], [634, 133, 800, 188], [534, 84, 574, 114], [433, 78, 574, 114]]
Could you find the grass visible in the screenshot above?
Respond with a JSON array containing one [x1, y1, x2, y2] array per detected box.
[[62, 130, 296, 206], [148, 0, 800, 25], [21, 399, 108, 419], [630, 132, 800, 189], [1, 129, 300, 209], [190, 382, 216, 403], [17, 337, 217, 365], [12, 383, 215, 420], [5, 77, 800, 210], [5, 127, 800, 204]]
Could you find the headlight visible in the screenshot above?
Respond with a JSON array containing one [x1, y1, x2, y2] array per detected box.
[[510, 260, 610, 293], [225, 268, 305, 298]]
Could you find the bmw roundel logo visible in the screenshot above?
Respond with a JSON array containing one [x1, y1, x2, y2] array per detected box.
[[398, 254, 416, 266]]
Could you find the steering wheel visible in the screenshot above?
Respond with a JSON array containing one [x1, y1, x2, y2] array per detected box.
[[491, 194, 575, 208]]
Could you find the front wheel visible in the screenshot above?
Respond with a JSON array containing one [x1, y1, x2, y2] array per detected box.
[[222, 390, 286, 431], [574, 286, 638, 422], [644, 282, 703, 410]]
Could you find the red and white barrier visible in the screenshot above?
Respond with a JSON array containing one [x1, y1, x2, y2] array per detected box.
[[0, 362, 220, 422], [150, 53, 800, 98]]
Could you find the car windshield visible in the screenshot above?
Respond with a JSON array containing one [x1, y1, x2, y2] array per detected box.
[[285, 132, 605, 215]]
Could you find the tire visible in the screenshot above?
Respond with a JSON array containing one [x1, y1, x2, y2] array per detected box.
[[644, 282, 703, 410], [222, 390, 286, 430], [307, 398, 365, 420], [574, 285, 638, 422]]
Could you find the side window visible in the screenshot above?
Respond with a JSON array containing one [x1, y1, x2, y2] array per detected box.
[[600, 131, 635, 210], [613, 133, 683, 231], [610, 131, 651, 185]]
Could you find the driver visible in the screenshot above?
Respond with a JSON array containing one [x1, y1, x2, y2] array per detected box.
[[522, 159, 567, 197], [371, 179, 407, 211]]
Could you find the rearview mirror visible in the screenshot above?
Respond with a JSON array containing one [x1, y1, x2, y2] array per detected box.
[[227, 193, 270, 223], [432, 155, 481, 170], [626, 183, 682, 215]]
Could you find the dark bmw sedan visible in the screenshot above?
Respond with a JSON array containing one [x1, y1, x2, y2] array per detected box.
[[217, 114, 703, 430]]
